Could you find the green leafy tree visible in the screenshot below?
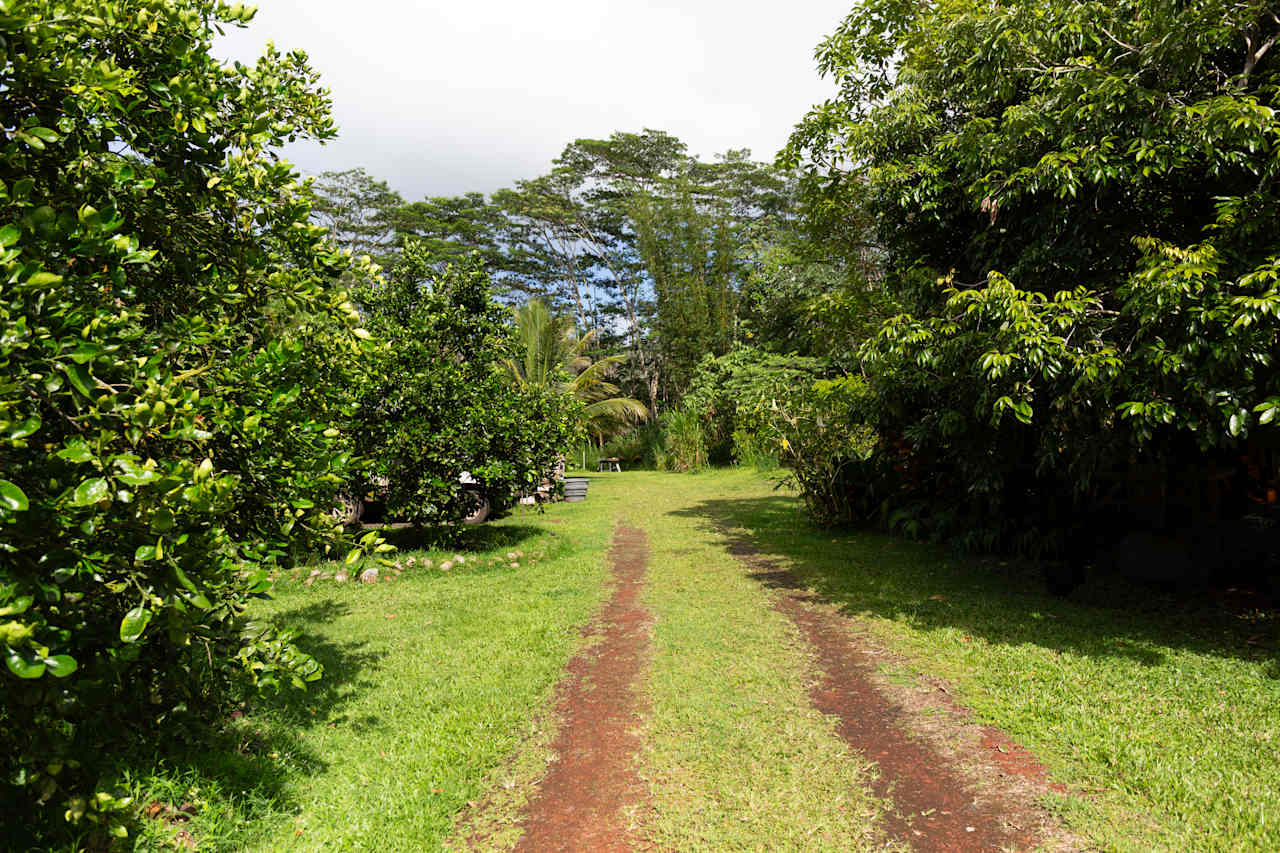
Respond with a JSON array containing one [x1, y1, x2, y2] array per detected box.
[[493, 132, 794, 410], [351, 248, 581, 535], [392, 191, 554, 301], [309, 167, 404, 269], [0, 0, 371, 842], [502, 298, 649, 442], [785, 0, 1280, 550], [631, 185, 739, 398], [683, 346, 830, 464]]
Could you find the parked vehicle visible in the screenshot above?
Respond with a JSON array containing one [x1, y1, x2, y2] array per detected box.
[[332, 473, 492, 527]]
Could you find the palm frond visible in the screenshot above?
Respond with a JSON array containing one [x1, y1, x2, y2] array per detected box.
[[505, 297, 650, 441], [583, 397, 650, 423]]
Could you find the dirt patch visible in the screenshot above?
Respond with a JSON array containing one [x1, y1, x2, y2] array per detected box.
[[731, 542, 1080, 852], [509, 523, 653, 853]]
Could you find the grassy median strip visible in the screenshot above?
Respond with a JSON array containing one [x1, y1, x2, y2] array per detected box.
[[699, 475, 1280, 853], [123, 494, 615, 852], [624, 470, 901, 852]]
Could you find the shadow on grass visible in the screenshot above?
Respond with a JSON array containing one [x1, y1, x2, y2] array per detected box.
[[109, 602, 385, 846], [672, 496, 1279, 672], [457, 522, 546, 552], [368, 522, 545, 553], [257, 601, 382, 728]]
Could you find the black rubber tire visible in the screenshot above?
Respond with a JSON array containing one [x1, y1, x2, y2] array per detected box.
[[331, 494, 364, 526], [462, 490, 491, 525]]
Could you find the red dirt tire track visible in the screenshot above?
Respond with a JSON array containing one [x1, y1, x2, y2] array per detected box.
[[512, 523, 652, 853], [732, 542, 1061, 852]]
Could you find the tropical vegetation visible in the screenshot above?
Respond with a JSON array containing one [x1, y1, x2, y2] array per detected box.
[[6, 0, 1280, 847]]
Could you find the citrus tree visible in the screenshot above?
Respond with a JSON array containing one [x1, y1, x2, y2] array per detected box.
[[1, 0, 371, 841], [351, 247, 582, 534]]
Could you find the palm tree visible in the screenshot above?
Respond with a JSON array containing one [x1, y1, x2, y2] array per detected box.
[[502, 299, 649, 446]]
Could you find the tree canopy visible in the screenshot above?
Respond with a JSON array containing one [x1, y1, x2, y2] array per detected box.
[[781, 0, 1280, 549], [1, 0, 371, 839]]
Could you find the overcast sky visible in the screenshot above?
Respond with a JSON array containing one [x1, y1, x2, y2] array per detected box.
[[216, 1, 849, 201]]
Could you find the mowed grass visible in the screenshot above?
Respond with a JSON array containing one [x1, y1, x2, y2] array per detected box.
[[122, 468, 1280, 852], [679, 475, 1280, 853], [622, 471, 902, 852], [123, 493, 616, 852]]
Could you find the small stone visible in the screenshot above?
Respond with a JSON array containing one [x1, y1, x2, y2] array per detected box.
[[303, 578, 314, 587], [406, 556, 417, 566], [510, 562, 520, 568], [453, 554, 465, 564], [308, 569, 322, 577], [334, 572, 349, 583], [506, 552, 517, 560], [440, 561, 453, 572], [359, 567, 379, 583], [423, 559, 432, 569]]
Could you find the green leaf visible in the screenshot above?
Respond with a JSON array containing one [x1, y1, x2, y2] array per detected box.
[[114, 456, 159, 485], [8, 415, 41, 439], [63, 363, 93, 397], [17, 131, 45, 150], [70, 478, 110, 507], [172, 565, 198, 593], [27, 271, 63, 287], [27, 126, 59, 143], [0, 224, 19, 247], [45, 655, 77, 678], [133, 545, 156, 563], [5, 649, 46, 679], [0, 480, 28, 512], [0, 595, 33, 617], [119, 607, 151, 643], [56, 442, 94, 464], [68, 342, 101, 364]]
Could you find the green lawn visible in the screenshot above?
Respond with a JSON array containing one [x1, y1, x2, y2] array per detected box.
[[683, 477, 1280, 853], [123, 493, 617, 852], [122, 469, 1280, 852], [625, 471, 901, 851]]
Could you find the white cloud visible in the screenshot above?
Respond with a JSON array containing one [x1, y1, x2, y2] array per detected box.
[[217, 0, 846, 198]]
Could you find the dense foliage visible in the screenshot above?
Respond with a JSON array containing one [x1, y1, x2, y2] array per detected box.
[[0, 0, 380, 841], [312, 132, 799, 411], [350, 245, 581, 534], [503, 298, 648, 441], [682, 347, 828, 466], [785, 0, 1280, 552]]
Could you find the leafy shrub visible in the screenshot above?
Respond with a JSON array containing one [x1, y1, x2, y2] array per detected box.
[[0, 2, 366, 844], [731, 427, 778, 471], [601, 421, 666, 470], [785, 0, 1280, 554], [351, 243, 581, 536], [772, 377, 878, 527], [682, 347, 829, 469], [656, 408, 708, 473]]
